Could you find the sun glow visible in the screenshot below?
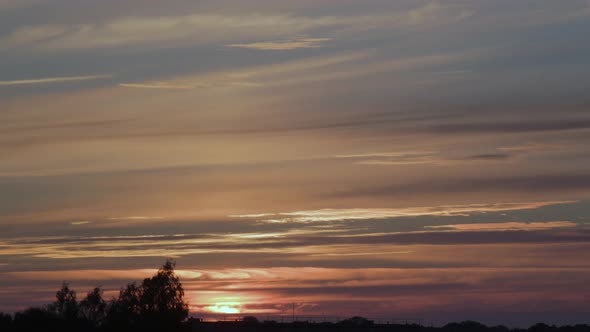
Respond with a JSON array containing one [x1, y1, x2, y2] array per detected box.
[[206, 303, 241, 314]]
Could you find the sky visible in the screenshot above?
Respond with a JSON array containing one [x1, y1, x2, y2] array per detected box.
[[1, 0, 590, 327]]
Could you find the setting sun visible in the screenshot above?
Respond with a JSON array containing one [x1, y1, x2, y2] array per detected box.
[[206, 303, 241, 314]]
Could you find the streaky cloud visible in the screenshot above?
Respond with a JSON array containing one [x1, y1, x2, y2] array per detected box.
[[429, 118, 590, 134], [230, 201, 576, 223], [226, 38, 331, 50], [70, 220, 92, 225], [333, 151, 437, 159], [0, 4, 471, 51], [118, 82, 194, 90], [107, 216, 164, 220], [332, 174, 590, 198], [425, 221, 577, 231], [0, 74, 112, 86]]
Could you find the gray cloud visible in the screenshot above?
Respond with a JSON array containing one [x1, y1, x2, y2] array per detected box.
[[226, 38, 331, 50], [429, 118, 590, 134], [0, 74, 112, 86], [2, 226, 589, 261], [462, 153, 512, 160], [332, 174, 590, 198]]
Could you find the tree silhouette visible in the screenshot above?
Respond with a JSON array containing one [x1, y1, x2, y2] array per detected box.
[[14, 307, 60, 331], [52, 282, 79, 320], [80, 287, 106, 325], [139, 259, 188, 325], [104, 259, 188, 329], [105, 282, 142, 328], [0, 312, 12, 329]]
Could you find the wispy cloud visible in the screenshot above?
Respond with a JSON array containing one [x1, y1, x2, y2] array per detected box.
[[334, 151, 440, 165], [70, 220, 92, 225], [107, 216, 164, 221], [333, 151, 437, 159], [231, 201, 576, 223], [497, 143, 562, 153], [0, 74, 112, 86], [228, 213, 275, 218], [333, 145, 562, 167], [0, 2, 473, 51], [0, 0, 44, 12], [118, 82, 194, 90], [226, 38, 331, 50], [4, 0, 587, 54], [115, 50, 372, 92], [461, 153, 512, 161], [425, 221, 577, 232], [346, 152, 515, 166], [429, 118, 590, 134], [354, 158, 440, 166]]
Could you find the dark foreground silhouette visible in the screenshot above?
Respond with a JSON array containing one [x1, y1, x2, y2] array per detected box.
[[2, 260, 187, 332], [1, 261, 588, 332]]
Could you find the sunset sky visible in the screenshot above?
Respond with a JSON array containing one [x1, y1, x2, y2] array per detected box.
[[1, 0, 590, 327]]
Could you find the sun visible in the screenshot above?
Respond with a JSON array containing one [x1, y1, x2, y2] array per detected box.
[[206, 303, 241, 314]]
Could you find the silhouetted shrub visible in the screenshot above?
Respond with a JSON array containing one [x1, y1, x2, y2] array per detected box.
[[13, 307, 60, 331], [340, 316, 374, 326], [0, 312, 12, 329], [529, 323, 558, 332], [242, 316, 260, 324]]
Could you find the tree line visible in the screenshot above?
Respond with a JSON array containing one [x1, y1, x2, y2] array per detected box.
[[0, 260, 188, 331]]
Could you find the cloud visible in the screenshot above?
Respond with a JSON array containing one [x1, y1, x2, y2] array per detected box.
[[1, 212, 584, 260], [3, 0, 588, 55], [118, 82, 194, 90], [429, 118, 590, 134], [0, 3, 471, 51], [107, 216, 163, 221], [309, 251, 413, 257], [496, 143, 562, 153], [226, 38, 331, 50], [0, 226, 363, 259], [0, 74, 112, 86], [333, 174, 590, 198], [334, 151, 437, 159], [460, 153, 513, 161], [2, 269, 155, 281], [334, 151, 441, 166], [228, 213, 275, 218], [112, 50, 372, 92], [70, 220, 92, 225], [354, 159, 438, 166], [334, 150, 517, 166], [320, 229, 590, 246], [425, 221, 577, 232], [230, 201, 576, 223], [0, 0, 44, 12]]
